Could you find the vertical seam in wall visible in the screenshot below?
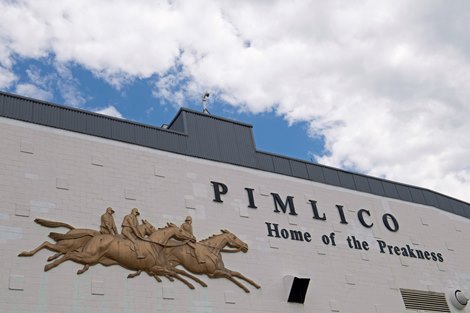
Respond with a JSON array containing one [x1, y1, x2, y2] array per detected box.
[[349, 173, 359, 191], [182, 111, 188, 134], [287, 159, 294, 176]]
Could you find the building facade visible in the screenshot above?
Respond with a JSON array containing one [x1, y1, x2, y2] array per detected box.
[[0, 91, 469, 313]]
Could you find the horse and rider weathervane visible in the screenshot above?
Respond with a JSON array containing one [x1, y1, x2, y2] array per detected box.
[[18, 207, 261, 293]]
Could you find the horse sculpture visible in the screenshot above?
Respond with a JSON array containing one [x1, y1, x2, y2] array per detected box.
[[20, 220, 205, 289], [165, 229, 261, 293], [19, 218, 261, 292], [18, 218, 99, 261]]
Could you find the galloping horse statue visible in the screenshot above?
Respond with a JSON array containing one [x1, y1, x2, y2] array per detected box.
[[46, 221, 201, 287], [18, 218, 99, 262], [165, 229, 261, 293], [20, 220, 204, 289], [19, 217, 261, 292]]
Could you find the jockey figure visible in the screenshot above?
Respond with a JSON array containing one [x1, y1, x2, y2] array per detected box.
[[122, 208, 145, 259], [181, 216, 205, 263], [100, 207, 118, 235]]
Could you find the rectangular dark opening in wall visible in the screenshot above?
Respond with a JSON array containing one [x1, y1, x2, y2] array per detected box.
[[287, 277, 310, 304]]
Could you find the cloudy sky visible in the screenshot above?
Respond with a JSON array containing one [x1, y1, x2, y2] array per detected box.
[[1, 0, 470, 203]]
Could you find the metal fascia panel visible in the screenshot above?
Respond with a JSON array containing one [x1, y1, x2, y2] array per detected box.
[[256, 152, 275, 172], [290, 160, 309, 179], [272, 155, 292, 175], [322, 167, 341, 187], [338, 172, 356, 190], [382, 181, 400, 199], [306, 164, 325, 183], [353, 175, 371, 193], [368, 178, 385, 196], [395, 184, 413, 202]]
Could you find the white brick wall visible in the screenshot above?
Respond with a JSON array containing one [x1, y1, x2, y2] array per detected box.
[[1, 117, 469, 313]]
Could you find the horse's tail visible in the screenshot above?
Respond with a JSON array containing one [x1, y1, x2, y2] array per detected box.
[[49, 231, 94, 242], [34, 218, 75, 230]]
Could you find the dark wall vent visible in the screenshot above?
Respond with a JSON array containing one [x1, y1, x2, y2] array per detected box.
[[400, 289, 450, 312], [287, 277, 310, 304]]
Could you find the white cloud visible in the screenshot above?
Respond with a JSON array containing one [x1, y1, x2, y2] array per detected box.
[[145, 106, 155, 116], [0, 66, 16, 88], [1, 0, 470, 202], [15, 83, 53, 101], [53, 62, 88, 106], [94, 105, 123, 119], [10, 62, 88, 107]]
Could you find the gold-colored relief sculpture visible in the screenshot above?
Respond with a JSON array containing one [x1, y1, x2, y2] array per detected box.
[[18, 208, 261, 293], [100, 207, 118, 235], [181, 216, 205, 264], [165, 229, 261, 293], [121, 208, 146, 259]]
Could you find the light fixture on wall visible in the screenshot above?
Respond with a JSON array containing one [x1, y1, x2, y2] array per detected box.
[[449, 289, 469, 310]]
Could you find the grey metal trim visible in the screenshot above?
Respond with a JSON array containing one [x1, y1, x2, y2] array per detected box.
[[1, 90, 469, 220], [168, 107, 253, 129]]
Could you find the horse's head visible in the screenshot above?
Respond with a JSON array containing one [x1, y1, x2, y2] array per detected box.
[[141, 219, 157, 236], [220, 229, 248, 253], [168, 222, 195, 242]]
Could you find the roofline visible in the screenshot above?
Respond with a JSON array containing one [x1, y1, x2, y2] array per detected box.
[[168, 107, 253, 129], [258, 148, 470, 207], [1, 90, 469, 218], [0, 90, 187, 136]]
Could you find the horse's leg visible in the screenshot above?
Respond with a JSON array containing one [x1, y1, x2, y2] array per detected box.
[[145, 271, 163, 282], [209, 270, 250, 293], [44, 253, 72, 271], [225, 270, 261, 289], [77, 264, 89, 275], [18, 241, 59, 257], [172, 268, 207, 287], [167, 272, 195, 290], [164, 275, 175, 282], [47, 252, 63, 262], [48, 240, 88, 262], [149, 267, 185, 285], [45, 251, 100, 272], [127, 270, 142, 279]]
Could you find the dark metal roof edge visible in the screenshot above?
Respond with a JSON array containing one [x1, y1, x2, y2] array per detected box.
[[0, 90, 188, 137], [1, 90, 469, 217], [257, 150, 470, 207], [167, 107, 185, 129], [256, 150, 470, 205], [178, 107, 254, 128]]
